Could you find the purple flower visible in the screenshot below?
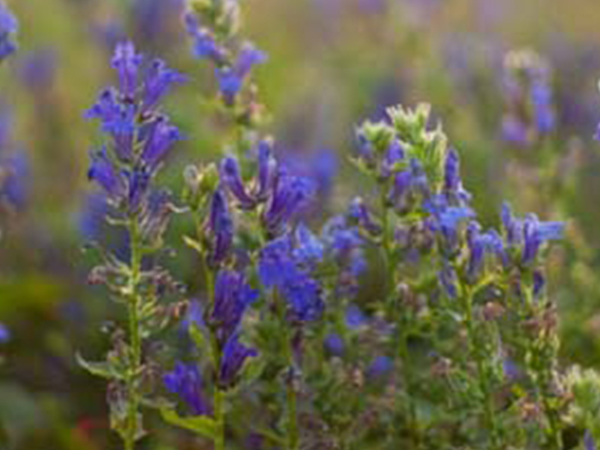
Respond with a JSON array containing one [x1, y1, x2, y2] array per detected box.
[[346, 305, 367, 329], [88, 148, 123, 199], [522, 214, 564, 266], [367, 356, 393, 379], [381, 139, 404, 178], [258, 234, 324, 322], [466, 222, 505, 281], [531, 81, 555, 133], [219, 335, 258, 389], [0, 2, 17, 61], [284, 273, 324, 322], [111, 41, 143, 98], [293, 223, 324, 266], [585, 430, 597, 450], [0, 152, 27, 209], [439, 263, 458, 299], [142, 58, 187, 113], [0, 323, 10, 344], [184, 12, 227, 63], [349, 197, 381, 235], [215, 43, 267, 102], [141, 117, 183, 170], [256, 140, 277, 201], [262, 170, 315, 235], [220, 156, 256, 209], [164, 362, 211, 416], [258, 235, 296, 289], [19, 49, 56, 91], [211, 270, 258, 346], [324, 333, 344, 356], [207, 189, 234, 266]]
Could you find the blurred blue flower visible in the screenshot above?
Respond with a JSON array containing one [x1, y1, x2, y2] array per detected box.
[[164, 362, 211, 416], [208, 189, 234, 266], [367, 356, 393, 379], [324, 333, 344, 356], [18, 49, 57, 92], [219, 334, 258, 389], [211, 270, 258, 346], [585, 430, 597, 450], [0, 1, 17, 61], [0, 323, 10, 343]]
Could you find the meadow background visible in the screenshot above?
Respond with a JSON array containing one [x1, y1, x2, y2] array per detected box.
[[2, 0, 600, 448]]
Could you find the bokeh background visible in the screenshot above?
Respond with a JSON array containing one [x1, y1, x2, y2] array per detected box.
[[2, 0, 600, 448]]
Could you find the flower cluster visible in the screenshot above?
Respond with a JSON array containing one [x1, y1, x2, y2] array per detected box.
[[184, 0, 267, 112], [87, 41, 186, 244], [351, 103, 565, 448], [501, 49, 556, 146]]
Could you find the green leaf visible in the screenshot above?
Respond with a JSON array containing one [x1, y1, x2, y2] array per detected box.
[[189, 323, 209, 354], [160, 408, 216, 440], [183, 235, 204, 255], [76, 352, 124, 380]]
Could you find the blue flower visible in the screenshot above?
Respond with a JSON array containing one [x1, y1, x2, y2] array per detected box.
[[367, 356, 393, 379], [439, 263, 459, 299], [0, 152, 27, 209], [184, 12, 226, 63], [18, 49, 56, 92], [584, 430, 597, 450], [284, 273, 324, 322], [443, 148, 471, 204], [381, 139, 404, 178], [0, 2, 17, 61], [522, 214, 564, 266], [262, 170, 315, 235], [293, 223, 324, 266], [349, 197, 381, 235], [466, 222, 505, 281], [211, 270, 258, 346], [0, 323, 10, 344], [258, 234, 324, 322], [164, 362, 211, 416], [142, 58, 187, 113], [141, 117, 183, 170], [215, 43, 267, 102], [220, 156, 256, 209], [531, 81, 555, 134], [256, 140, 277, 201], [207, 189, 234, 266], [219, 334, 258, 389], [111, 41, 143, 98], [346, 305, 368, 330], [88, 148, 124, 199], [324, 333, 344, 356], [258, 235, 296, 288]]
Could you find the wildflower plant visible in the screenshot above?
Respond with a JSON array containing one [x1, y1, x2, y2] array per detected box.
[[80, 41, 186, 450], [73, 2, 581, 450]]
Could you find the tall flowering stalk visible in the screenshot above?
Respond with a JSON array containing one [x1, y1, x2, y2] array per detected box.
[[81, 41, 185, 450], [184, 0, 268, 148]]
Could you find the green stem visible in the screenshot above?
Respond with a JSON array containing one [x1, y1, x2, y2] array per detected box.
[[274, 291, 299, 450], [205, 267, 226, 450], [398, 321, 419, 448], [214, 381, 225, 450], [124, 218, 142, 450], [462, 287, 500, 449], [380, 191, 420, 447]]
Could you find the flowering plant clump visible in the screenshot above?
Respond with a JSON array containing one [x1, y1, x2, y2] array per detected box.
[[5, 1, 600, 450]]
